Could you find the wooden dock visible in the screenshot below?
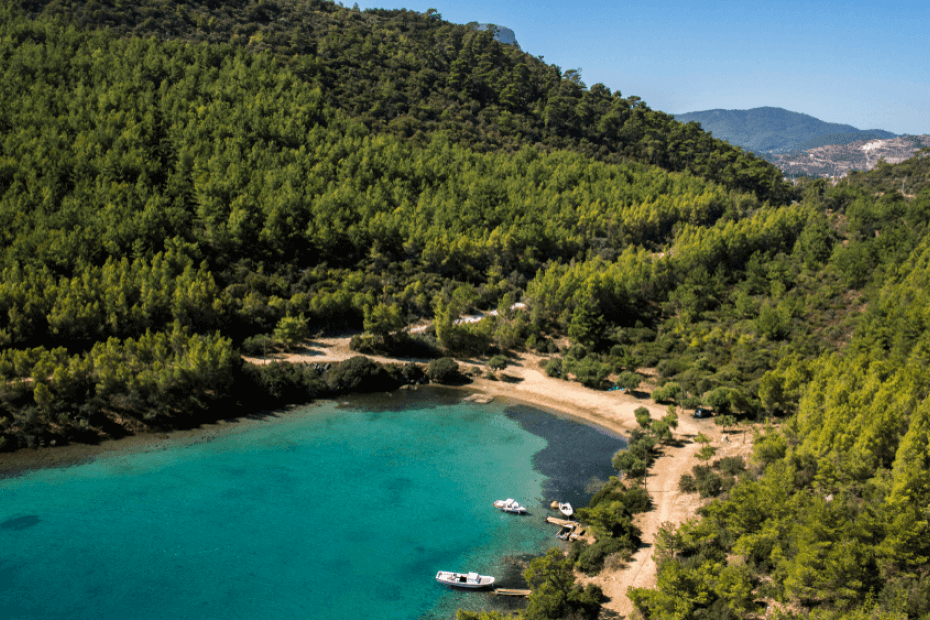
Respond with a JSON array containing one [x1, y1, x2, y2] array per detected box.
[[545, 516, 575, 527], [494, 588, 531, 597]]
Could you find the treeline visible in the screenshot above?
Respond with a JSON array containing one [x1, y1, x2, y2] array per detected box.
[[0, 334, 425, 450], [13, 0, 794, 204]]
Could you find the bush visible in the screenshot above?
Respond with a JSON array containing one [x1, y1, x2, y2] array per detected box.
[[678, 474, 697, 493], [692, 464, 724, 497], [714, 455, 746, 476], [575, 538, 629, 575], [487, 355, 508, 370], [620, 486, 653, 514], [545, 357, 563, 378], [570, 357, 610, 389], [325, 356, 399, 393], [681, 396, 703, 410], [615, 370, 641, 391], [651, 381, 683, 403], [427, 358, 461, 384], [241, 334, 275, 356], [566, 343, 588, 359]]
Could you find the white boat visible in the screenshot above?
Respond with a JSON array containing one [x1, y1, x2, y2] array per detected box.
[[435, 571, 496, 589], [558, 502, 574, 517], [493, 498, 527, 514]]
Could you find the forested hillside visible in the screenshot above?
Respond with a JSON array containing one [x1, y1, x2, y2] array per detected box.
[[2, 4, 930, 619], [630, 155, 930, 620], [14, 0, 792, 203], [0, 5, 803, 447]]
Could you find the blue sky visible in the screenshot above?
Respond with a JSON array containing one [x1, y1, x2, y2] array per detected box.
[[350, 0, 929, 135]]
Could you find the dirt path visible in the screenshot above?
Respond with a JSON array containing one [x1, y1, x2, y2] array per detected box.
[[247, 338, 754, 617]]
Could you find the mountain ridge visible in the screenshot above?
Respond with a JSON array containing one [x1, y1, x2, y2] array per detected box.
[[674, 106, 896, 153]]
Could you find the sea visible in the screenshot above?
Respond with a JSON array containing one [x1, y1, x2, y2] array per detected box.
[[0, 388, 625, 620]]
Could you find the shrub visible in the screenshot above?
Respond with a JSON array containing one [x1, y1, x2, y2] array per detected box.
[[566, 343, 588, 359], [714, 456, 747, 476], [696, 471, 724, 497], [325, 356, 398, 393], [651, 381, 684, 403], [678, 474, 697, 493], [487, 355, 508, 370], [575, 538, 628, 575], [681, 396, 703, 410], [241, 334, 275, 356], [620, 486, 653, 514], [571, 357, 610, 389], [615, 371, 641, 391], [427, 358, 461, 384], [545, 357, 563, 378]]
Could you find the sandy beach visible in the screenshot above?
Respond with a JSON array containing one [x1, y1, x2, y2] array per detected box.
[[247, 337, 755, 617], [1, 336, 753, 616]]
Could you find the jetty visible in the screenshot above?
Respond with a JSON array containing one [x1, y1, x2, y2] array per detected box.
[[545, 516, 586, 540], [494, 588, 531, 597]]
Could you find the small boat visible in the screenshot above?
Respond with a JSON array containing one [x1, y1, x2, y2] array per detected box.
[[558, 502, 574, 517], [435, 571, 496, 589], [493, 498, 527, 514], [556, 524, 574, 540]]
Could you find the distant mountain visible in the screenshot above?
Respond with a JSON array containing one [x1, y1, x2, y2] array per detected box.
[[673, 107, 896, 153]]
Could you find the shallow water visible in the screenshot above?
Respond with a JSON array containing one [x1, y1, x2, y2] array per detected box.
[[0, 390, 625, 620]]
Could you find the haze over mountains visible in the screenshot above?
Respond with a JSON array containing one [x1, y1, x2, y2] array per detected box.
[[673, 106, 896, 153]]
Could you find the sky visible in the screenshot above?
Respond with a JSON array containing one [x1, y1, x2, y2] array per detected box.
[[350, 0, 929, 135]]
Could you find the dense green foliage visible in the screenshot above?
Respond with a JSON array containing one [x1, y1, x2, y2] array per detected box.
[[0, 8, 807, 451], [674, 106, 895, 153], [3, 5, 930, 617], [15, 0, 792, 203], [629, 163, 930, 618]]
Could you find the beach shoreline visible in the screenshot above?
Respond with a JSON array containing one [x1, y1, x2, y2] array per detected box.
[[0, 337, 753, 617]]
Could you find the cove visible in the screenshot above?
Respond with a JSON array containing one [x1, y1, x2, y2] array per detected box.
[[0, 389, 625, 620]]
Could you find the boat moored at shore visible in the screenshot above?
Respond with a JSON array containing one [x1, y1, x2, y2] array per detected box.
[[493, 498, 527, 514], [435, 571, 496, 589]]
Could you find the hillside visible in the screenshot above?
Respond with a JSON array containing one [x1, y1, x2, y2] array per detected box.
[[771, 134, 930, 177], [674, 106, 896, 153], [13, 0, 792, 204], [3, 4, 930, 620]]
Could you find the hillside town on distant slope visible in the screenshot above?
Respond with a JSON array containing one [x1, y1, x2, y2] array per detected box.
[[769, 134, 930, 178]]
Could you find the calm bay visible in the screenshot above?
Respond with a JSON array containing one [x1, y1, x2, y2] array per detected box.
[[0, 389, 625, 620]]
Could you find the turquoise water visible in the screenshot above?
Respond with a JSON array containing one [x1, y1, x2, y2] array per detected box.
[[0, 390, 624, 620]]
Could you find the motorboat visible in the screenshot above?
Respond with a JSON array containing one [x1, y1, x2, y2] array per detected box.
[[435, 571, 495, 589], [558, 502, 574, 517], [493, 498, 527, 514]]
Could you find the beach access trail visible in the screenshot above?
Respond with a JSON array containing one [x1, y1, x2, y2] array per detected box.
[[250, 336, 754, 617]]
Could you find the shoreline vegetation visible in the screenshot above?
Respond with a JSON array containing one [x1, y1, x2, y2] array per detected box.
[[0, 335, 750, 619], [3, 4, 930, 619]]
